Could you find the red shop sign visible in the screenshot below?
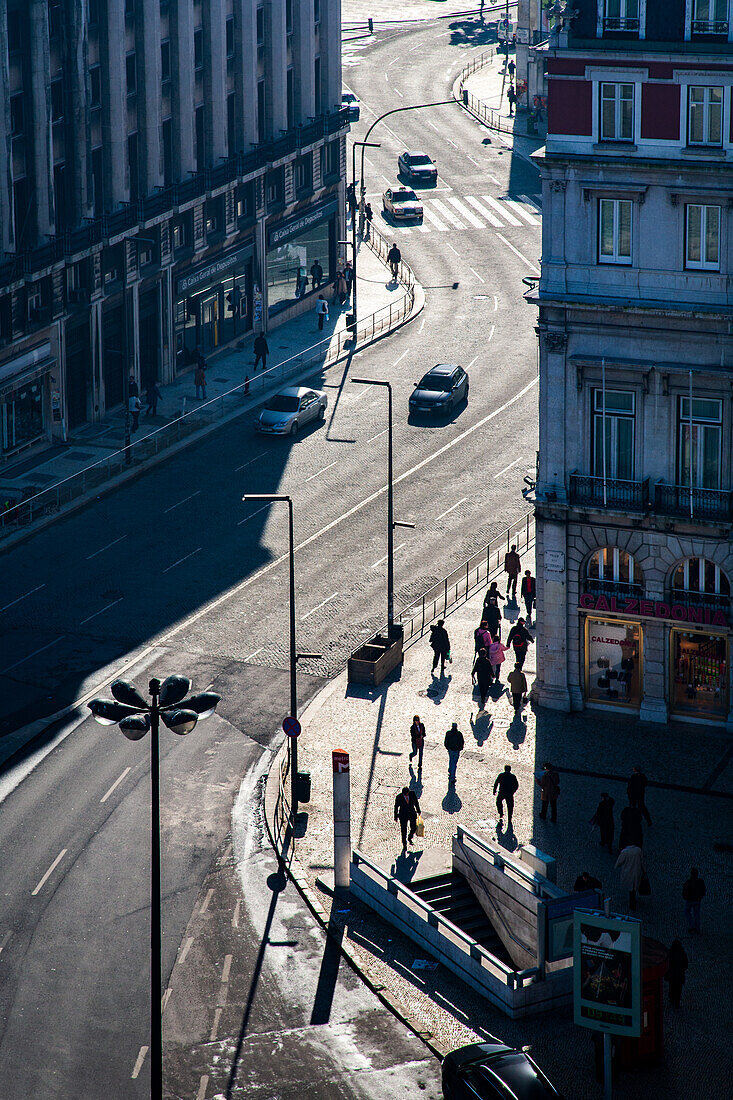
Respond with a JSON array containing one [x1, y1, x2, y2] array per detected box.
[[580, 592, 728, 628]]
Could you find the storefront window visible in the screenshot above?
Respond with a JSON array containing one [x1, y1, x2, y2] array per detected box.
[[671, 630, 728, 718], [175, 249, 253, 370], [1, 381, 45, 453], [586, 617, 642, 707], [266, 218, 333, 316]]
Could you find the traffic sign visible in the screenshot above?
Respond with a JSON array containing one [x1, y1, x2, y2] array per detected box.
[[283, 716, 301, 737]]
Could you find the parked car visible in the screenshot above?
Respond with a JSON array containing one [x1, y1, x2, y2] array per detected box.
[[382, 187, 424, 221], [342, 91, 360, 120], [398, 150, 438, 185], [442, 1041, 565, 1100], [256, 386, 327, 435], [409, 364, 468, 416]]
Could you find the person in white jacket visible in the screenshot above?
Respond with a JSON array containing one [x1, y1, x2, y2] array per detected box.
[[615, 844, 644, 911]]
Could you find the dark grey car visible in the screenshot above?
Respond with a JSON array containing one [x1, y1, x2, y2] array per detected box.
[[442, 1041, 565, 1100], [409, 363, 469, 417]]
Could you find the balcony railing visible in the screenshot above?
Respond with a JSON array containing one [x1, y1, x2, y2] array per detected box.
[[0, 108, 349, 288], [586, 578, 644, 602], [670, 590, 730, 616], [569, 473, 649, 512], [603, 17, 640, 32], [691, 19, 729, 34], [654, 482, 733, 523]]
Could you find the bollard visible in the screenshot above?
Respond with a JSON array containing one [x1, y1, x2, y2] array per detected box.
[[332, 750, 351, 890]]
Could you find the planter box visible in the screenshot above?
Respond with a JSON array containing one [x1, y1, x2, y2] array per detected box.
[[348, 631, 403, 686]]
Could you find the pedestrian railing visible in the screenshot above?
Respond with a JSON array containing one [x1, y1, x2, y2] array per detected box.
[[0, 232, 416, 542], [398, 510, 535, 647], [456, 49, 543, 139]]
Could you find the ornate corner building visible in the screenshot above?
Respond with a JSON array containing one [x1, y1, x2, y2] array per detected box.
[[0, 0, 346, 458], [529, 0, 733, 727]]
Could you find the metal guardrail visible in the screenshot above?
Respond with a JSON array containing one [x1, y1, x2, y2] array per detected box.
[[0, 233, 416, 539], [456, 49, 542, 139]]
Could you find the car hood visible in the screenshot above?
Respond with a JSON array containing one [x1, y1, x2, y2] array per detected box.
[[443, 1042, 514, 1073], [412, 166, 437, 174], [259, 408, 295, 425], [411, 387, 450, 404]]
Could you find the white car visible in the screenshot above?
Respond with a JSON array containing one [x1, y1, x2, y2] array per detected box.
[[382, 187, 424, 221], [342, 92, 360, 121], [256, 386, 327, 435]]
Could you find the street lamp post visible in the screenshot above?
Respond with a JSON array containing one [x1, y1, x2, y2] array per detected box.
[[351, 378, 414, 634], [88, 675, 221, 1100], [350, 140, 381, 314], [242, 493, 320, 819]]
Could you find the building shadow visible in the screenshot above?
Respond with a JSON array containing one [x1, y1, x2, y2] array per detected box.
[[470, 709, 494, 745]]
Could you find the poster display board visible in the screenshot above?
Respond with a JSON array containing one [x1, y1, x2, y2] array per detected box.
[[573, 910, 642, 1037]]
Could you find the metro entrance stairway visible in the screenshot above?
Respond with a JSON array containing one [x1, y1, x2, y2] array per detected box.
[[410, 870, 512, 966]]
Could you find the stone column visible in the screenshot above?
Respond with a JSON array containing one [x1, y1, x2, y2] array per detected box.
[[321, 0, 341, 114], [293, 0, 315, 123], [138, 0, 163, 194], [0, 10, 12, 252], [235, 0, 258, 149], [99, 0, 126, 208], [265, 0, 287, 137], [28, 0, 54, 238], [534, 514, 571, 712], [537, 329, 568, 501], [65, 0, 90, 224], [203, 0, 227, 165], [171, 0, 195, 180]]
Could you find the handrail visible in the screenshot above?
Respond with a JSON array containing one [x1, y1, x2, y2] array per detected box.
[[454, 835, 537, 959], [456, 825, 542, 890]]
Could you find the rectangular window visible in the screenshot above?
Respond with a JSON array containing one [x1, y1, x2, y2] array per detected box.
[[161, 40, 171, 83], [314, 56, 321, 114], [687, 86, 723, 146], [314, 0, 321, 24], [256, 7, 264, 46], [162, 118, 172, 187], [226, 16, 234, 58], [127, 133, 139, 202], [51, 79, 64, 122], [10, 92, 24, 137], [194, 28, 204, 71], [678, 396, 722, 489], [592, 390, 635, 481], [126, 53, 137, 96], [598, 198, 632, 264], [286, 68, 294, 130], [685, 204, 720, 270], [237, 181, 254, 221], [692, 0, 729, 34], [266, 167, 284, 209], [195, 105, 205, 169], [600, 83, 634, 141], [286, 0, 293, 35], [90, 65, 102, 108], [227, 92, 236, 157], [295, 154, 313, 194], [7, 9, 22, 52], [604, 0, 639, 32]]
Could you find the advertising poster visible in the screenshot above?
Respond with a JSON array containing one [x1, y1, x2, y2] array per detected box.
[[573, 910, 642, 1036]]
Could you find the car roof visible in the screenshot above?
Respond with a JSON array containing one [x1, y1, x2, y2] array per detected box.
[[342, 92, 357, 100], [406, 151, 431, 159], [429, 363, 461, 375], [278, 386, 313, 398]]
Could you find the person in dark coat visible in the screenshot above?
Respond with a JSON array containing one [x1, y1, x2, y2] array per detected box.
[[387, 243, 401, 280], [444, 722, 464, 784], [429, 619, 450, 677], [683, 867, 706, 933], [364, 202, 373, 237], [574, 870, 602, 893], [484, 581, 504, 610], [310, 259, 323, 290], [493, 764, 518, 824], [128, 373, 139, 398], [627, 765, 653, 825], [409, 715, 426, 769], [253, 332, 269, 371], [506, 618, 533, 670], [591, 792, 615, 853], [483, 599, 502, 640], [474, 620, 492, 654], [666, 939, 688, 1007], [537, 762, 560, 822], [472, 648, 493, 712], [394, 786, 420, 851], [144, 381, 162, 417], [619, 804, 644, 851], [503, 544, 521, 601], [520, 570, 536, 625]]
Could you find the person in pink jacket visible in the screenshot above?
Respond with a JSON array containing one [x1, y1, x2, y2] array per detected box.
[[488, 635, 508, 684]]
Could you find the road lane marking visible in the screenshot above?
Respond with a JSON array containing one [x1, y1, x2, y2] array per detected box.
[[447, 196, 484, 229], [372, 543, 405, 569], [100, 767, 131, 804], [430, 198, 465, 229], [489, 324, 496, 341], [435, 498, 467, 522], [86, 536, 126, 561], [351, 383, 373, 401], [221, 954, 233, 983], [305, 460, 337, 483], [236, 451, 267, 473], [466, 356, 479, 370], [0, 931, 11, 953], [244, 646, 263, 661], [0, 584, 46, 612], [238, 503, 270, 526], [466, 195, 503, 227], [179, 936, 194, 964], [466, 154, 482, 167], [494, 296, 499, 310], [494, 457, 522, 479], [394, 87, 403, 99], [445, 241, 459, 256], [197, 1076, 209, 1100], [1, 635, 65, 675], [519, 193, 542, 214], [420, 205, 448, 232], [232, 900, 241, 929], [483, 195, 521, 226], [162, 988, 172, 1012], [418, 317, 426, 334], [469, 267, 485, 284], [32, 848, 67, 896], [393, 349, 409, 366], [302, 591, 339, 620], [367, 428, 388, 444], [209, 1008, 222, 1043], [80, 598, 123, 626], [200, 888, 215, 914], [131, 1047, 148, 1079], [505, 198, 541, 226], [164, 490, 201, 514], [162, 548, 201, 574], [495, 233, 540, 274]]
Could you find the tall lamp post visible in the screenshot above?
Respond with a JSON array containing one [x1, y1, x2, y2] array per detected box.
[[242, 493, 320, 819], [351, 378, 414, 634], [349, 139, 381, 315], [88, 675, 221, 1100]]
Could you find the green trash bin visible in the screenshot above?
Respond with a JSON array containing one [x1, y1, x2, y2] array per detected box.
[[296, 771, 311, 803]]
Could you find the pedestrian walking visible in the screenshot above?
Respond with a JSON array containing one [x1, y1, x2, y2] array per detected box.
[[537, 762, 560, 822], [489, 635, 508, 683], [615, 844, 644, 910], [507, 58, 516, 79], [574, 870, 602, 893], [144, 381, 162, 417], [387, 242, 401, 281], [444, 722, 464, 784], [483, 598, 502, 641], [347, 181, 357, 219], [472, 648, 494, 712], [627, 765, 653, 825], [619, 804, 644, 850], [520, 570, 536, 626], [484, 580, 504, 609], [507, 664, 527, 713], [336, 269, 348, 306], [344, 259, 354, 298], [253, 332, 269, 371], [474, 620, 492, 654], [129, 393, 142, 431], [244, 375, 250, 396], [507, 84, 517, 116], [666, 939, 689, 1008], [683, 867, 706, 933], [409, 715, 426, 769], [590, 792, 615, 854], [128, 373, 139, 398], [506, 617, 533, 670], [429, 619, 451, 678], [493, 764, 518, 824], [310, 259, 323, 290], [194, 360, 207, 400], [364, 202, 373, 237], [394, 786, 421, 852], [316, 294, 329, 331], [503, 544, 521, 601]]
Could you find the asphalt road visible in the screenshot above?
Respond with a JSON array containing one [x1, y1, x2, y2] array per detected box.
[[0, 16, 539, 1099]]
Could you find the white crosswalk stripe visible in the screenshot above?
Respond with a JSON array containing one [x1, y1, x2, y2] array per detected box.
[[421, 205, 449, 231], [519, 193, 542, 214], [384, 195, 543, 236], [430, 198, 466, 230], [481, 195, 522, 226], [465, 195, 504, 227], [446, 196, 485, 229], [503, 199, 541, 226]]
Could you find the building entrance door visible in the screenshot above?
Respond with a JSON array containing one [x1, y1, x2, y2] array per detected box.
[[200, 291, 220, 352]]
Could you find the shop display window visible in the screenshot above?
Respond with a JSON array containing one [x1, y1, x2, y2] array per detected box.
[[672, 631, 728, 718], [586, 618, 642, 707], [2, 381, 45, 453], [266, 220, 332, 316]]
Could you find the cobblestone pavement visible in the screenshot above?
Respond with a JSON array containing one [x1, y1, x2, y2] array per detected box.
[[286, 545, 733, 1099]]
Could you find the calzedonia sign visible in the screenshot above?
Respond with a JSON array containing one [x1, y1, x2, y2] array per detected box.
[[580, 592, 728, 629]]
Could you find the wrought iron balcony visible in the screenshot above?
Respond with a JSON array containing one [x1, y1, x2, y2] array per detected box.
[[603, 17, 640, 32], [669, 590, 730, 616], [569, 473, 649, 512], [654, 482, 733, 523], [691, 19, 729, 34], [586, 579, 644, 602]]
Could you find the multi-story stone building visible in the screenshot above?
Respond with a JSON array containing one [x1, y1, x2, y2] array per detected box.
[[0, 0, 346, 458], [530, 0, 733, 728]]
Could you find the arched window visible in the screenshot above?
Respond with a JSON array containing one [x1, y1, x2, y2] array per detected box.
[[586, 547, 642, 598], [672, 558, 730, 608]]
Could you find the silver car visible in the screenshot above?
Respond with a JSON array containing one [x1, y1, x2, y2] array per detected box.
[[256, 386, 327, 435]]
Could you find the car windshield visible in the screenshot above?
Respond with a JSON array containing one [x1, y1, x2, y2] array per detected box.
[[343, 94, 356, 103], [395, 190, 418, 203], [419, 375, 451, 392], [410, 155, 433, 165], [476, 1054, 561, 1098], [265, 394, 300, 412]]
